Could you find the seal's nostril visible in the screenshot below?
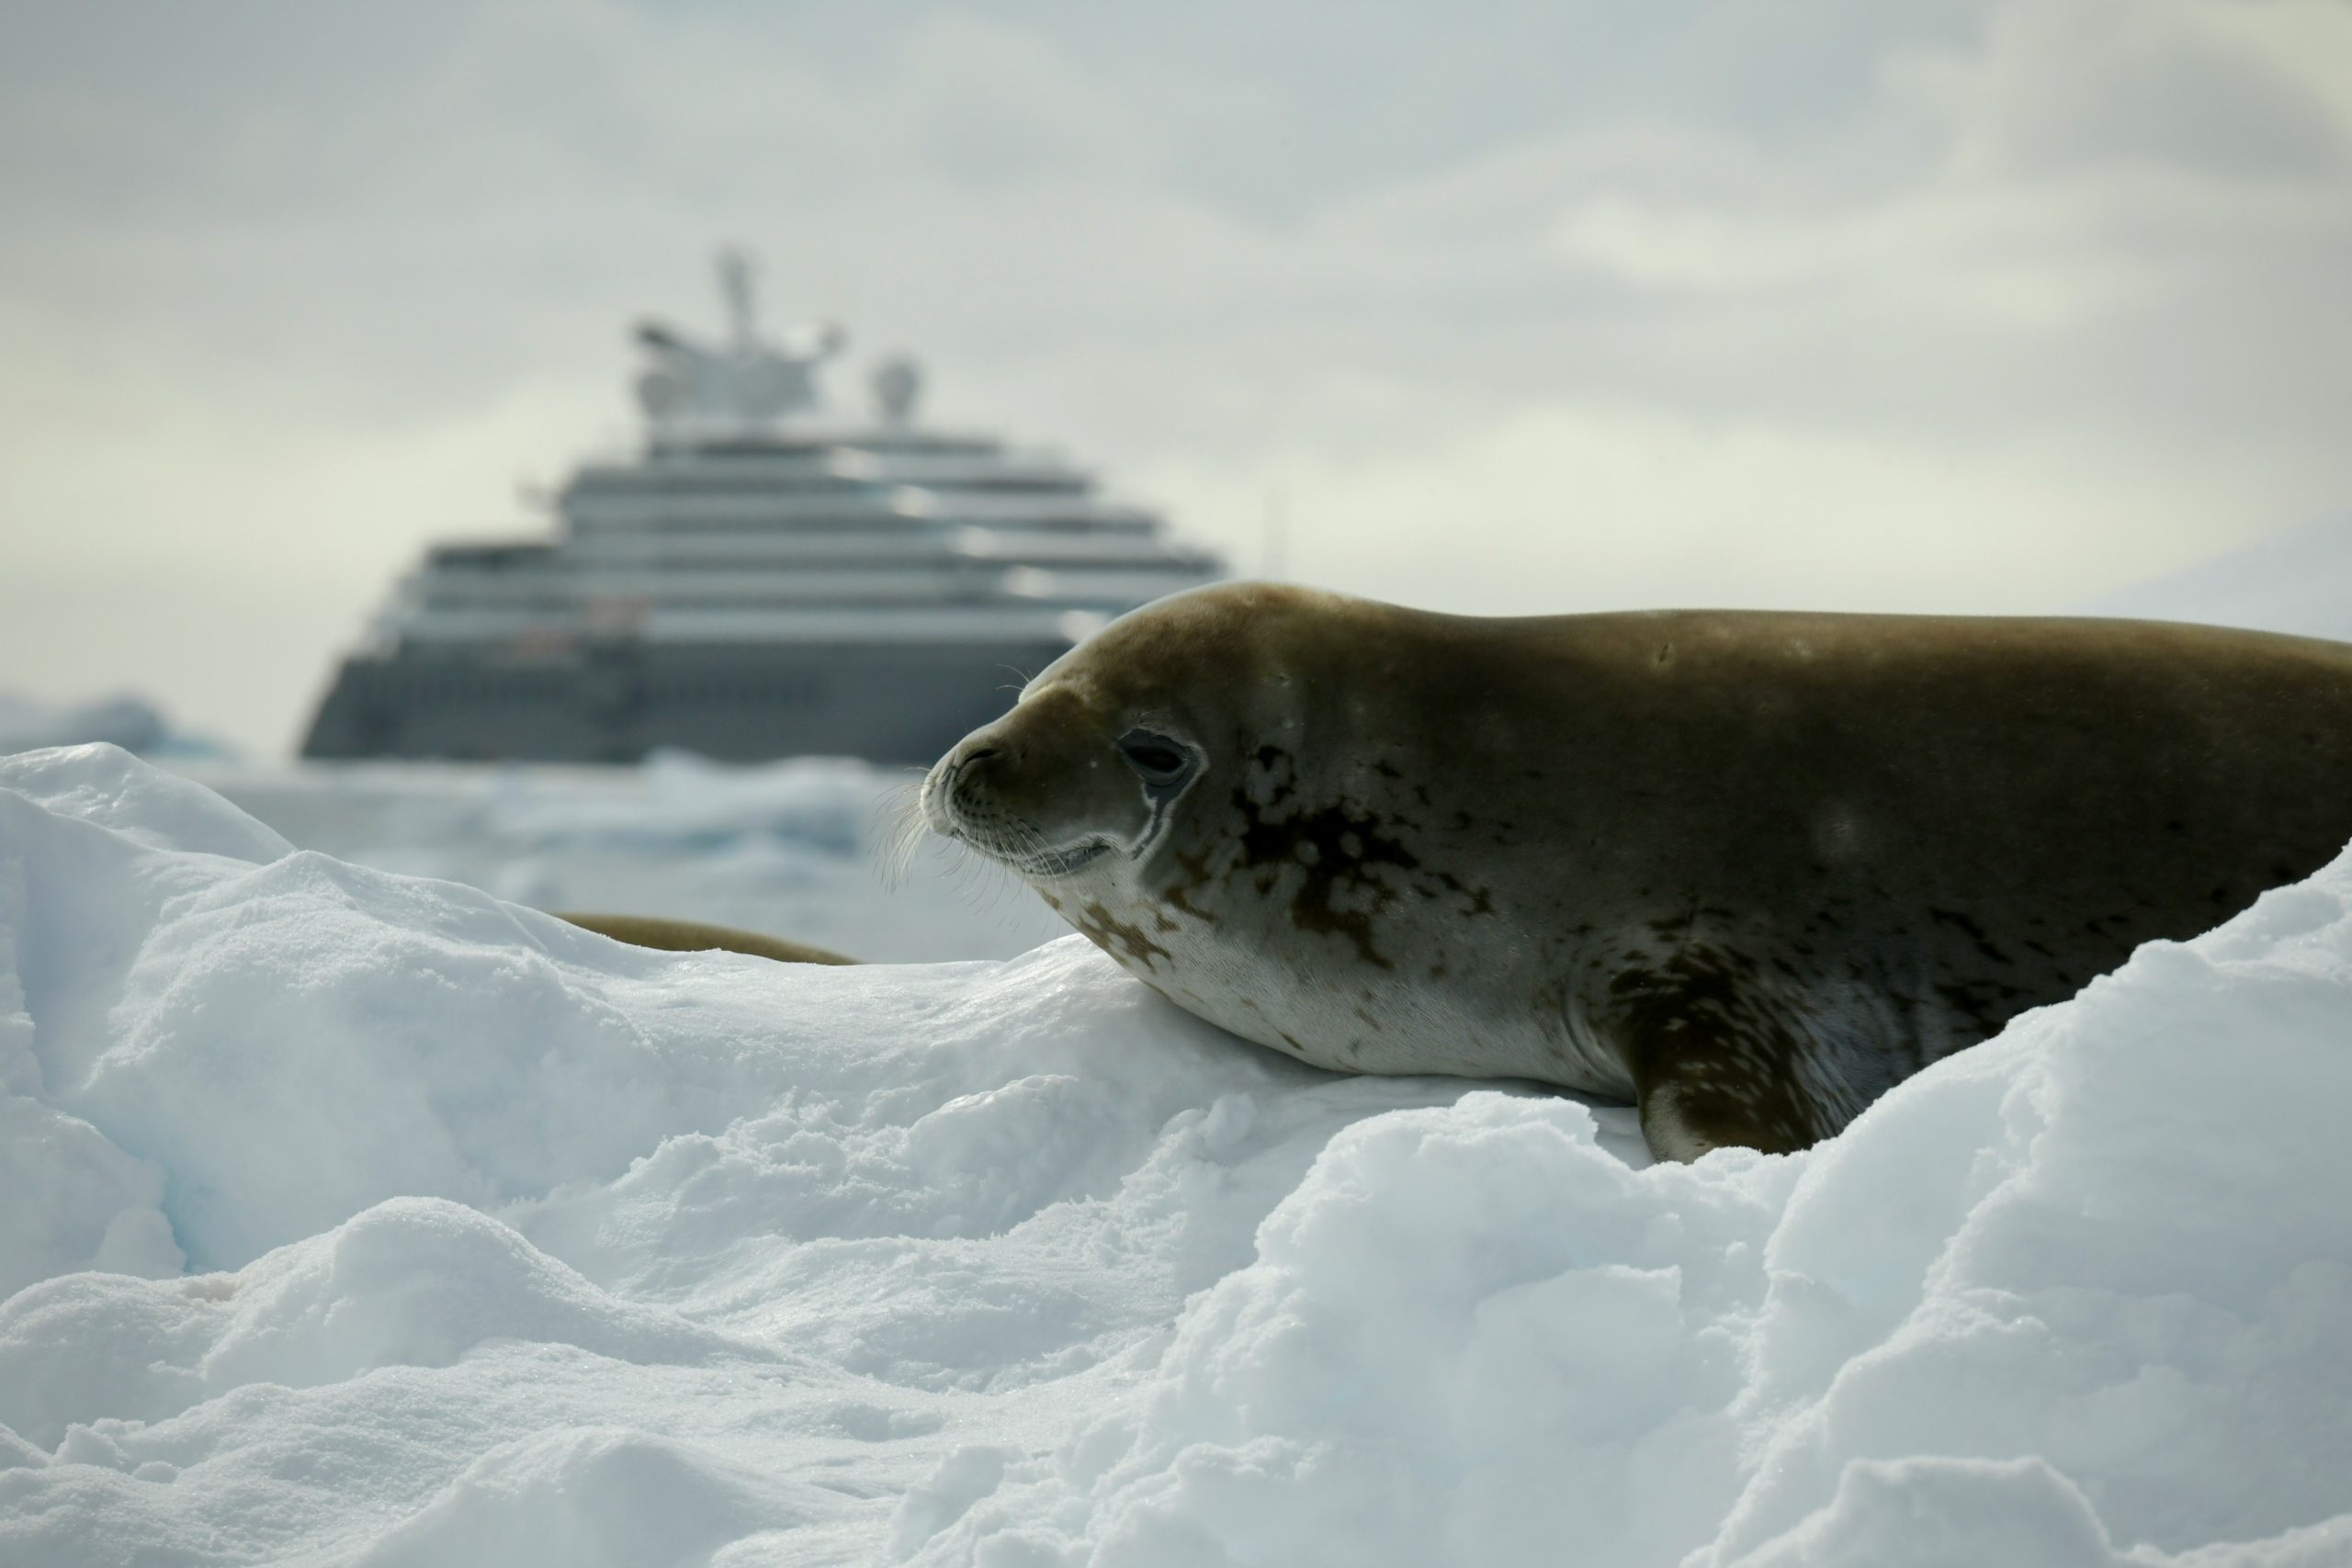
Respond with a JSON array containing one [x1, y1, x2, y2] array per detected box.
[[963, 746, 1001, 763]]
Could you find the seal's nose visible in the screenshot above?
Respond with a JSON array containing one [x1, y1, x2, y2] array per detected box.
[[923, 731, 1012, 836], [950, 728, 1021, 778]]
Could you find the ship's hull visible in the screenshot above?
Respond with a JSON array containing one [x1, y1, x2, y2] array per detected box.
[[300, 639, 1075, 765]]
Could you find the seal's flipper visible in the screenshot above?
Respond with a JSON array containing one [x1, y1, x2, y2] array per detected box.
[[558, 913, 857, 966], [1632, 1048, 1816, 1162], [1612, 960, 1826, 1160]]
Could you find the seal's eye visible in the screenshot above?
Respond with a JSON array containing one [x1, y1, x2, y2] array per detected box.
[[1116, 729, 1195, 789]]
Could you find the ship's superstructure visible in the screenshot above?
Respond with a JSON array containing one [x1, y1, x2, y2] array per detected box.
[[302, 255, 1223, 763]]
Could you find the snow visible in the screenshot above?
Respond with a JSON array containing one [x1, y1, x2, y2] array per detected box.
[[2, 742, 2348, 1565], [182, 750, 1066, 964]]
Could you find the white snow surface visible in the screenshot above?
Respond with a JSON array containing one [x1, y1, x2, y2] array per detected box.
[[3, 743, 2350, 1566], [182, 751, 1068, 964]]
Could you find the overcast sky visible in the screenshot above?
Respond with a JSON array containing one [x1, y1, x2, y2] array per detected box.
[[3, 0, 2348, 754]]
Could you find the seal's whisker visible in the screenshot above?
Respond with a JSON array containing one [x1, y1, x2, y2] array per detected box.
[[942, 814, 1060, 917], [870, 782, 931, 890], [945, 842, 1023, 914]]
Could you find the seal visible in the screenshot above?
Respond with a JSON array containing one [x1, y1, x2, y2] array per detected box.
[[559, 912, 857, 966], [922, 581, 2352, 1160]]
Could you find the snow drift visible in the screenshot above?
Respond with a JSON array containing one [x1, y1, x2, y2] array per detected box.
[[1, 744, 2347, 1565], [189, 750, 1068, 963]]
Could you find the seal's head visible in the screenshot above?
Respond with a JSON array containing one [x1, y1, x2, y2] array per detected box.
[[922, 581, 1329, 889], [922, 580, 1524, 1092]]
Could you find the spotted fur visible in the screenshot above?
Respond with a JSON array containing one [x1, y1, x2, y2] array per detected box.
[[924, 582, 2352, 1161]]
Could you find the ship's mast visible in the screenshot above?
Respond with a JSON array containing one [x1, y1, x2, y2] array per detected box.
[[718, 249, 758, 353], [633, 248, 842, 441]]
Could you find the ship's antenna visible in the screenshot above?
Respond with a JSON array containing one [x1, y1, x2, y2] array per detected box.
[[718, 247, 757, 349]]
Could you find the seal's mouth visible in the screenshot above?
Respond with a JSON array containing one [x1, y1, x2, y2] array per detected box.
[[920, 757, 1112, 881], [1010, 836, 1113, 878], [943, 820, 1113, 881]]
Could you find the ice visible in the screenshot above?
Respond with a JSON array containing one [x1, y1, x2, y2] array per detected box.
[[0, 691, 222, 761], [2, 742, 2347, 1565], [182, 750, 1067, 963], [910, 885, 2352, 1565]]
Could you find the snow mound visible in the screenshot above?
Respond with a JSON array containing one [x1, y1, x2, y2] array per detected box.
[[356, 1426, 827, 1568], [477, 748, 880, 854], [1, 744, 2347, 1565], [187, 751, 1069, 963], [910, 886, 2352, 1566]]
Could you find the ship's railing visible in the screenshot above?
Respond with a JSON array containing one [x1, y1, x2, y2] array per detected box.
[[409, 562, 1214, 612], [559, 531, 1212, 569], [390, 599, 1202, 647], [560, 494, 1148, 532]]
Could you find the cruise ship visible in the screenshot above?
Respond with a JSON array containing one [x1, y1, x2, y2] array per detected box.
[[300, 254, 1224, 764]]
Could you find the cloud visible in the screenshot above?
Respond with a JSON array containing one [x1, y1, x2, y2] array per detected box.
[[1136, 400, 2284, 616], [0, 0, 2346, 751]]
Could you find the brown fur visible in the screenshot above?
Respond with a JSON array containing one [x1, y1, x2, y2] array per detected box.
[[928, 582, 2352, 1161], [558, 912, 857, 966]]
